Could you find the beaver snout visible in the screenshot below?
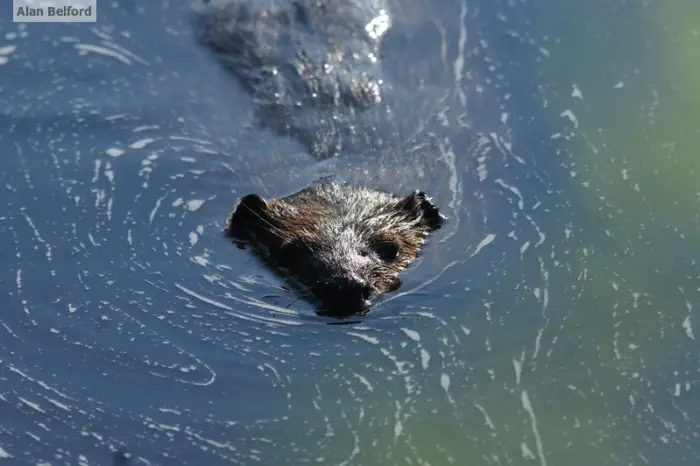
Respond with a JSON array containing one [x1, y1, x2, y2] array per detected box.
[[312, 278, 374, 315]]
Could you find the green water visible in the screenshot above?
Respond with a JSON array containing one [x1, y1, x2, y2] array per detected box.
[[454, 1, 700, 463]]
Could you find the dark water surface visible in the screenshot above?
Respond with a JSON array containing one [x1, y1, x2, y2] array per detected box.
[[2, 0, 700, 465]]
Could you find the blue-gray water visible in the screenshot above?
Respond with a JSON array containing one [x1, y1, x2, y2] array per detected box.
[[2, 0, 700, 465]]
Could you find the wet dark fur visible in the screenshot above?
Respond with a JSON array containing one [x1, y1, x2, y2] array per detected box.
[[226, 183, 444, 316], [194, 0, 393, 159]]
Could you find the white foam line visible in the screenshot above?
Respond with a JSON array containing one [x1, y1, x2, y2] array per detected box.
[[2, 363, 74, 400], [22, 212, 53, 269], [474, 402, 496, 430], [471, 234, 495, 257], [382, 260, 458, 303], [453, 0, 468, 107], [74, 43, 132, 64], [521, 390, 547, 466], [346, 332, 378, 344], [175, 283, 301, 326], [149, 196, 165, 225]]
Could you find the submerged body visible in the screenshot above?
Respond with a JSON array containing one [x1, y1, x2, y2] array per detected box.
[[194, 0, 396, 159], [227, 183, 444, 316]]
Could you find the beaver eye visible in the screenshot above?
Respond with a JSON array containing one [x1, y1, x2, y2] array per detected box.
[[280, 238, 307, 264], [372, 240, 400, 262]]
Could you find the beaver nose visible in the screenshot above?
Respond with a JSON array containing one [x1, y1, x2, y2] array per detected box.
[[312, 279, 374, 315], [349, 281, 373, 310]]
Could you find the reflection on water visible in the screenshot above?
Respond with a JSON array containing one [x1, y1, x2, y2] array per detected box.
[[1, 0, 699, 465]]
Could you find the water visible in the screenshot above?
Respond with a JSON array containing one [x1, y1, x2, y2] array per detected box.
[[1, 0, 699, 465]]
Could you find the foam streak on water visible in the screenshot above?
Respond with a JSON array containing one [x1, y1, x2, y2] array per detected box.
[[521, 390, 547, 466]]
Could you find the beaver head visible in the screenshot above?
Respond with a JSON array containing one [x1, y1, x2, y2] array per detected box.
[[226, 182, 444, 317]]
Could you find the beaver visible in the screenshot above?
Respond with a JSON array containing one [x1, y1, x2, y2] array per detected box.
[[227, 182, 444, 316], [195, 0, 451, 315]]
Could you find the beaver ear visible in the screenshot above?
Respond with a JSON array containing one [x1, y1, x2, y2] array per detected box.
[[226, 194, 269, 236], [397, 191, 445, 230]]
